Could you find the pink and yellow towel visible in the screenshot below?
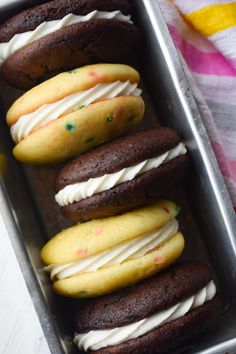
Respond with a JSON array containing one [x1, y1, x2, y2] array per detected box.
[[159, 0, 236, 210]]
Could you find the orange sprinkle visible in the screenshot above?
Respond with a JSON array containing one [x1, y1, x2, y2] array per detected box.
[[154, 255, 164, 265], [163, 207, 170, 214], [77, 248, 88, 258], [95, 226, 104, 235]]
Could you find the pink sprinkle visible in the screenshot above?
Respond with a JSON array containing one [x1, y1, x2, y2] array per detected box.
[[77, 248, 88, 257], [89, 70, 104, 80], [95, 227, 104, 235], [89, 70, 97, 76], [89, 70, 102, 78], [163, 207, 170, 214], [154, 255, 164, 265]]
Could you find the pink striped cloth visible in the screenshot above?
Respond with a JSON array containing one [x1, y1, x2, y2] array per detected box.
[[158, 0, 236, 210]]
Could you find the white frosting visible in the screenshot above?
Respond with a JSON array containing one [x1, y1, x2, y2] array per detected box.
[[10, 80, 141, 143], [55, 143, 187, 207], [74, 281, 216, 352], [45, 219, 178, 281], [0, 10, 132, 65]]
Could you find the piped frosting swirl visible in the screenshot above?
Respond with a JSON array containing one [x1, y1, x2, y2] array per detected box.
[[74, 281, 216, 351], [45, 219, 179, 281], [55, 143, 187, 207], [10, 80, 141, 143], [0, 11, 132, 65]]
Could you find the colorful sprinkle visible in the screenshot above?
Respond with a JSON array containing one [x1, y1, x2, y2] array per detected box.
[[176, 206, 182, 215], [163, 207, 170, 214], [89, 70, 98, 77], [65, 123, 76, 132], [88, 70, 104, 81], [79, 105, 85, 110], [77, 248, 88, 258], [92, 142, 101, 148], [78, 291, 88, 296], [95, 226, 104, 235], [126, 281, 136, 287], [126, 115, 135, 123], [68, 69, 77, 74], [154, 255, 164, 265], [106, 115, 114, 122], [86, 137, 95, 143]]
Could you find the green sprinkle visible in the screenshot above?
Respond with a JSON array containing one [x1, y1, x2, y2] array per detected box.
[[106, 115, 114, 123], [126, 115, 135, 123], [68, 69, 77, 74], [86, 137, 95, 143], [65, 123, 76, 132], [176, 206, 182, 215], [79, 105, 85, 110], [127, 281, 136, 287], [78, 291, 88, 297], [92, 142, 101, 148]]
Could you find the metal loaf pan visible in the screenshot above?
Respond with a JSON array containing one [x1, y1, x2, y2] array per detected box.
[[0, 0, 236, 353]]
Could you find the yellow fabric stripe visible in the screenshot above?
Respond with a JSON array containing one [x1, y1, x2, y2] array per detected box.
[[186, 2, 236, 36]]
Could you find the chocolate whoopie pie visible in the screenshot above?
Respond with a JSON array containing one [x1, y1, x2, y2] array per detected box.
[[0, 0, 140, 89], [73, 261, 222, 354], [55, 127, 188, 222]]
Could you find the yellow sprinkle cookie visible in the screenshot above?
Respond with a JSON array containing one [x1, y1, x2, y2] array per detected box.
[[7, 64, 144, 164], [41, 200, 184, 298]]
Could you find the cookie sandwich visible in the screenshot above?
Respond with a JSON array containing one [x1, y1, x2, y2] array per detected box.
[[55, 127, 188, 222], [7, 64, 144, 164], [0, 0, 140, 89], [41, 200, 185, 298], [74, 261, 222, 353]]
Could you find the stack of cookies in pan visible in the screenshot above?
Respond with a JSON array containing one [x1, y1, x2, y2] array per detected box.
[[1, 0, 222, 353]]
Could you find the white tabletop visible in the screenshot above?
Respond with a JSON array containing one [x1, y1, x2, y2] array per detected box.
[[0, 0, 51, 350], [0, 214, 50, 354], [0, 2, 54, 352]]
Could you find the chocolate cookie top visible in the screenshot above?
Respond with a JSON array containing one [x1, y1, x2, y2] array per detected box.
[[0, 0, 132, 42], [55, 127, 182, 191], [60, 155, 188, 222], [74, 261, 213, 332]]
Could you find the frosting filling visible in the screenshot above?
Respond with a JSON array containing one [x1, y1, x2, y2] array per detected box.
[[55, 143, 187, 207], [74, 281, 216, 351], [45, 219, 178, 281], [10, 80, 141, 143], [0, 10, 132, 65]]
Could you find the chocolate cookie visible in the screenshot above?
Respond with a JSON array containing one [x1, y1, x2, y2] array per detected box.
[[0, 0, 140, 89], [55, 127, 189, 222], [73, 261, 222, 354]]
